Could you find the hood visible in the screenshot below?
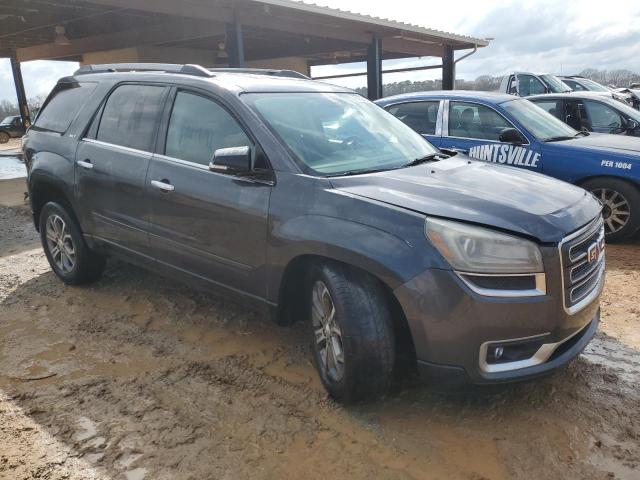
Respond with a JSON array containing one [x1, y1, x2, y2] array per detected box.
[[553, 133, 640, 154], [329, 157, 601, 243]]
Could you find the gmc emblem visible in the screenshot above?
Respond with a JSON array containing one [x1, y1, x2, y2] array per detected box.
[[587, 236, 605, 264]]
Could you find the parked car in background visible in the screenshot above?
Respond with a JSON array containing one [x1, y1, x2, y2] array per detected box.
[[378, 91, 640, 241], [558, 76, 635, 107], [24, 64, 604, 402], [0, 115, 25, 143], [499, 72, 572, 96], [528, 92, 640, 136]]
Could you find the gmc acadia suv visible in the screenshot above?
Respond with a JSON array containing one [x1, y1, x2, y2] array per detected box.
[[23, 64, 604, 402]]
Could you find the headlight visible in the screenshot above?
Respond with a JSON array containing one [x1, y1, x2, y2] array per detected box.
[[425, 218, 543, 274]]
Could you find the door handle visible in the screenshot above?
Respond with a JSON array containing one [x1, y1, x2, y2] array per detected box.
[[151, 179, 175, 192], [77, 159, 93, 170]]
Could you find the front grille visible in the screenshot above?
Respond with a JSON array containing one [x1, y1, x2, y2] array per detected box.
[[560, 217, 605, 314]]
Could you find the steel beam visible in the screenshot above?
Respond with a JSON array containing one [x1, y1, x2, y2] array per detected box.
[[9, 55, 31, 128], [366, 35, 382, 100], [225, 21, 245, 68], [442, 44, 455, 90]]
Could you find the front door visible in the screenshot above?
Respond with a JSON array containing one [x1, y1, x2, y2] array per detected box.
[[75, 83, 168, 256], [439, 100, 543, 172], [147, 89, 272, 298]]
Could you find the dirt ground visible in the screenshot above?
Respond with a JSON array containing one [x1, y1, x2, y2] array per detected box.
[[0, 201, 639, 480]]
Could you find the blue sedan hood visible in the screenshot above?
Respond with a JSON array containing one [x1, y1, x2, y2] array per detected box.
[[552, 133, 640, 155], [330, 157, 601, 243]]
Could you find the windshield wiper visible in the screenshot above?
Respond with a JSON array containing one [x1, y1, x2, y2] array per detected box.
[[402, 153, 448, 168], [575, 130, 590, 137], [327, 167, 395, 177], [543, 135, 575, 142]]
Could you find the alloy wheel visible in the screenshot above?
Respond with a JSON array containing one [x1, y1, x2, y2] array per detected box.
[[311, 280, 345, 382], [593, 188, 631, 235], [45, 214, 76, 273]]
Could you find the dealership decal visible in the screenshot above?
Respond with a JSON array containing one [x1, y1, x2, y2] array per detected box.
[[601, 160, 632, 170], [468, 144, 540, 168]]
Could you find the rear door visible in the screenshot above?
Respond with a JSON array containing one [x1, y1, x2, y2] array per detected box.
[[440, 100, 543, 171], [147, 88, 272, 297], [75, 83, 168, 256], [384, 100, 443, 146]]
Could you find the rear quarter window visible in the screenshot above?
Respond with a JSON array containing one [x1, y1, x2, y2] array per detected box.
[[33, 81, 96, 133]]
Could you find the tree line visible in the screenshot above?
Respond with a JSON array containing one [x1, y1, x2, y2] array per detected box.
[[353, 69, 640, 97], [0, 95, 46, 121]]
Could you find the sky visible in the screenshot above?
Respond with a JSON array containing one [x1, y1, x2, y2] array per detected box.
[[1, 0, 640, 101]]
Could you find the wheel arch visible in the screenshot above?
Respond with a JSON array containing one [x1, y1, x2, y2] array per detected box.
[[29, 174, 77, 232], [274, 254, 417, 371]]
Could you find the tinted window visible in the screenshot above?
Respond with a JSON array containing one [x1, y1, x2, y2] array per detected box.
[[387, 101, 439, 135], [34, 82, 96, 133], [97, 84, 166, 151], [165, 91, 251, 165], [448, 102, 513, 141], [532, 100, 563, 120], [517, 75, 546, 96], [584, 100, 623, 130]]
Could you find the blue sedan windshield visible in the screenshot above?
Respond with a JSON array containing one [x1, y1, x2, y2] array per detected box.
[[502, 99, 578, 141]]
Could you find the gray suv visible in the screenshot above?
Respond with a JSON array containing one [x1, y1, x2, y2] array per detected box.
[[23, 64, 604, 402]]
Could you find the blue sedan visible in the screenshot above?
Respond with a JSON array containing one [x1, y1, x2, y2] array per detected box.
[[376, 91, 640, 241]]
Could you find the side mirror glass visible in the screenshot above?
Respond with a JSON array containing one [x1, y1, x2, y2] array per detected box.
[[499, 128, 526, 144], [210, 146, 251, 174]]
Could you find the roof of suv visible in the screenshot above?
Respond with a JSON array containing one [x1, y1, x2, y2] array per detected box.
[[68, 64, 353, 95]]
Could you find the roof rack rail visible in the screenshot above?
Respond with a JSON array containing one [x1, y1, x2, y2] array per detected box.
[[74, 63, 213, 77], [208, 68, 310, 79]]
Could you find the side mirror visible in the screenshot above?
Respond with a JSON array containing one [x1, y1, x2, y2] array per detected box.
[[209, 146, 251, 174], [499, 128, 526, 144], [627, 119, 639, 131]]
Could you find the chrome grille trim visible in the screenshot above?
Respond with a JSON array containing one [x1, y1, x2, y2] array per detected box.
[[559, 217, 605, 315]]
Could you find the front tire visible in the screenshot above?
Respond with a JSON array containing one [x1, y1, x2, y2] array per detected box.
[[39, 202, 106, 284], [307, 262, 395, 403], [582, 178, 640, 242]]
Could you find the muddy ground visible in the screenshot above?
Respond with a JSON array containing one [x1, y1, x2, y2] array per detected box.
[[0, 203, 638, 480]]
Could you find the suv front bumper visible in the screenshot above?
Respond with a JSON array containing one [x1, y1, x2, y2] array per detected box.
[[393, 258, 602, 384]]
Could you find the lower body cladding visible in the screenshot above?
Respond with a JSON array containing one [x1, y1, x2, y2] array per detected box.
[[394, 242, 604, 384]]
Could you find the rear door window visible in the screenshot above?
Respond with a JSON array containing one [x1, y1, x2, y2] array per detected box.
[[386, 101, 439, 135], [33, 82, 96, 133], [448, 102, 514, 141], [96, 84, 166, 152], [164, 91, 251, 165]]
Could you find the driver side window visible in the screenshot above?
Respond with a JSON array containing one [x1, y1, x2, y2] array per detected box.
[[518, 75, 546, 96], [583, 100, 623, 132], [448, 102, 513, 141]]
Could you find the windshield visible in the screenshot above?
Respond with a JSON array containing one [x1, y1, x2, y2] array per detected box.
[[578, 78, 610, 92], [0, 116, 14, 125], [502, 99, 578, 141], [540, 74, 572, 93], [603, 97, 640, 122], [243, 92, 438, 176]]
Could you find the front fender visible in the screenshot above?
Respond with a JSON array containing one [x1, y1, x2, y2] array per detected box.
[[266, 214, 437, 303]]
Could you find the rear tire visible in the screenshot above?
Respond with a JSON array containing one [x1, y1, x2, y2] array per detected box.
[[307, 262, 395, 403], [39, 202, 106, 284], [0, 132, 9, 144], [582, 178, 640, 242]]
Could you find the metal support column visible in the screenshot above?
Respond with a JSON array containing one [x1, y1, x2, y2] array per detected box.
[[10, 54, 31, 128], [225, 21, 245, 68], [442, 44, 455, 90], [366, 35, 383, 100]]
